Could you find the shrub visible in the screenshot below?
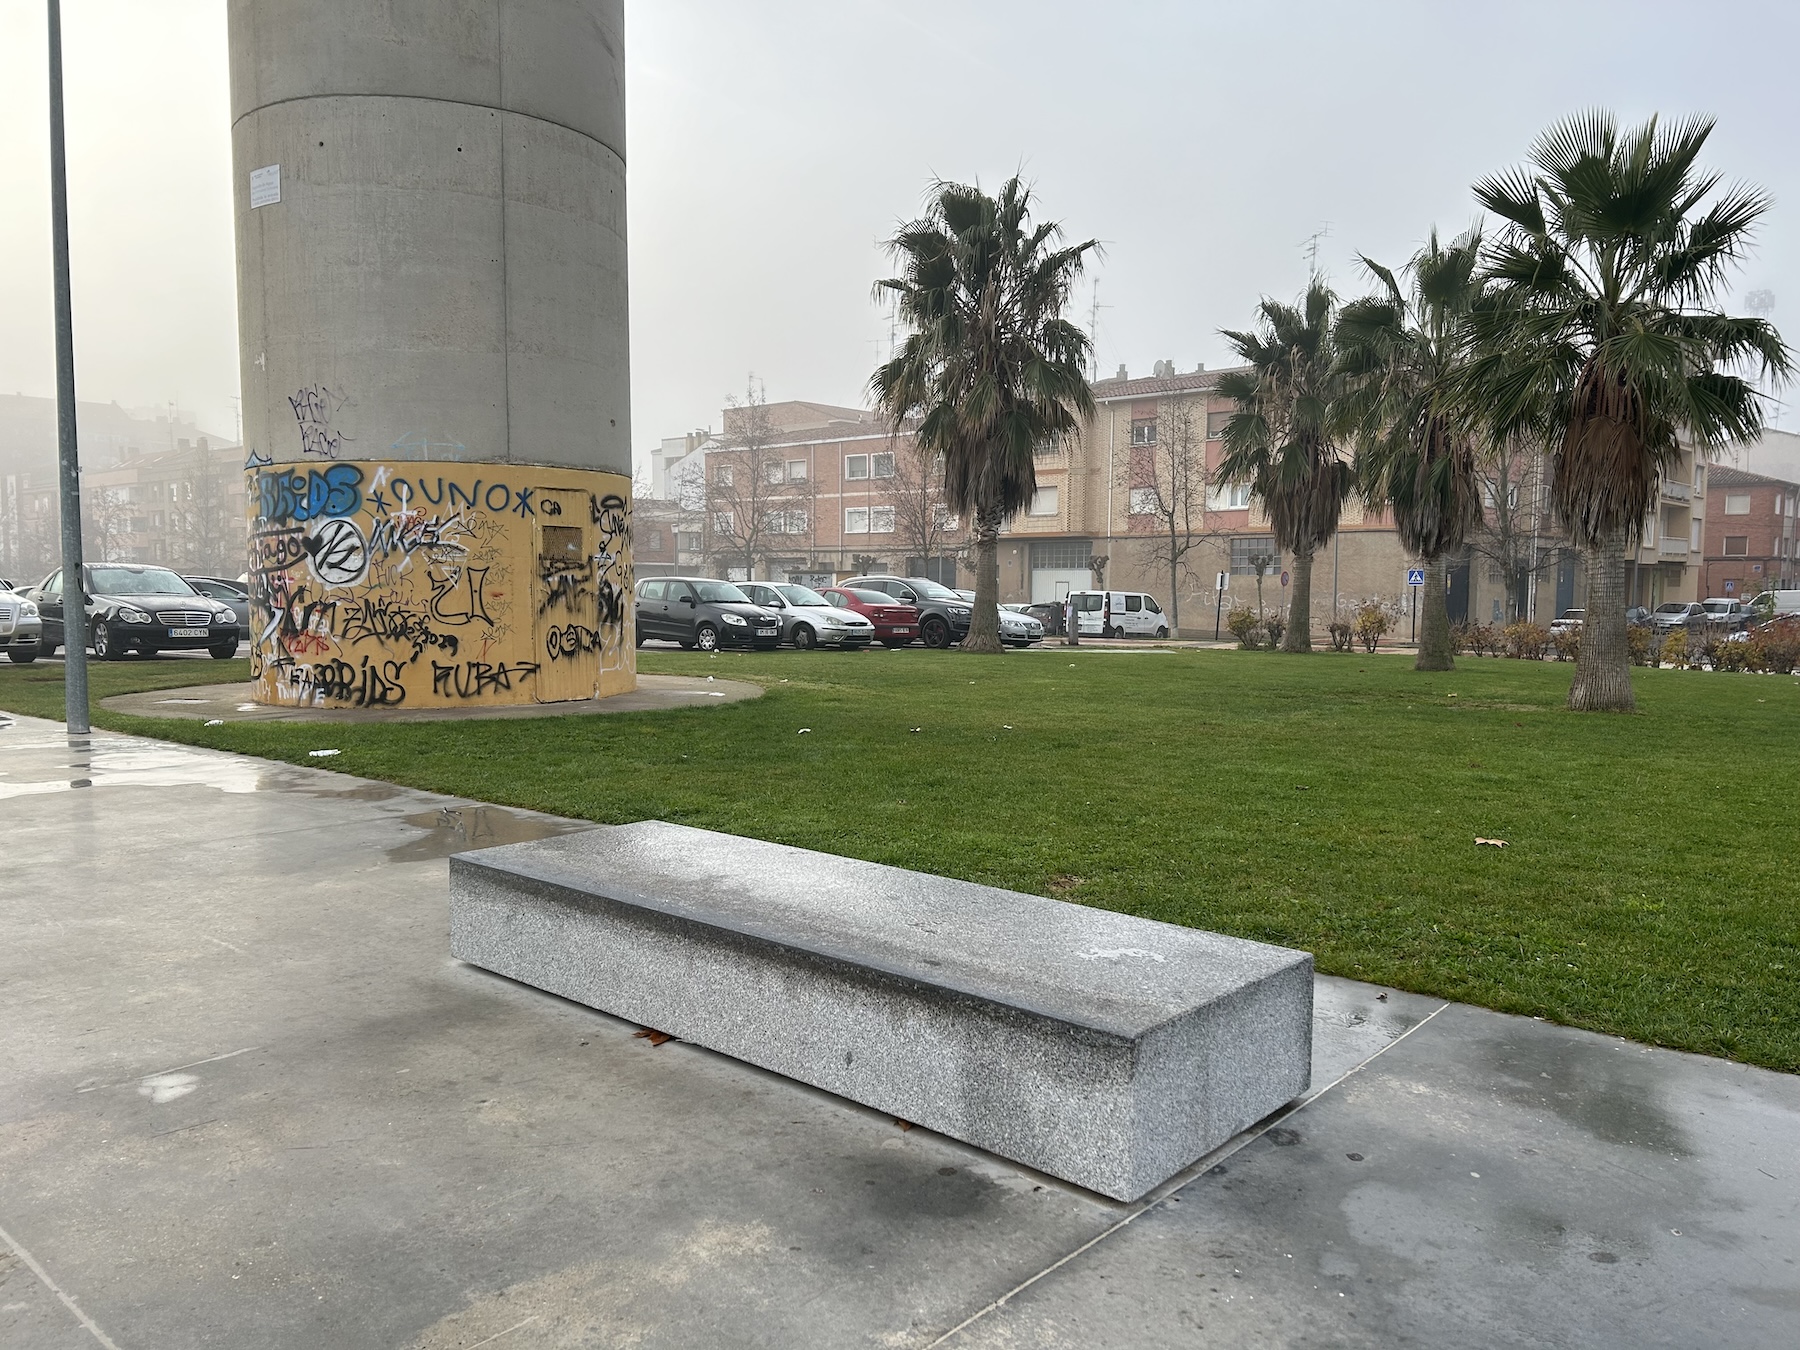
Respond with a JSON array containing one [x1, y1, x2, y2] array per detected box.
[[1226, 606, 1262, 650], [1660, 631, 1691, 669], [1264, 614, 1287, 648], [1503, 621, 1551, 660], [1328, 620, 1354, 652], [1747, 617, 1800, 674], [1628, 624, 1654, 666], [1353, 602, 1392, 653], [1709, 636, 1752, 673], [1448, 623, 1469, 656], [1550, 626, 1581, 662]]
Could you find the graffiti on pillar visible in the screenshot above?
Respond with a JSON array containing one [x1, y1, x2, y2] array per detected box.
[[290, 385, 354, 459], [247, 454, 634, 709]]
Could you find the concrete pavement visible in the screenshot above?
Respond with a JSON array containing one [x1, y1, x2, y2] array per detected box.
[[1, 712, 1795, 1348]]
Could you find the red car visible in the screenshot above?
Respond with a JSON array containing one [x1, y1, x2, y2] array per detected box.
[[821, 587, 920, 647]]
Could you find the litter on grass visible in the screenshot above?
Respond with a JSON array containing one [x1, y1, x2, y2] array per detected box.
[[308, 749, 341, 758], [1475, 837, 1507, 848]]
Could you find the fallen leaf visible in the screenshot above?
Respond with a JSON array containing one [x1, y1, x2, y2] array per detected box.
[[894, 1118, 914, 1132], [1475, 837, 1507, 848], [632, 1028, 674, 1046]]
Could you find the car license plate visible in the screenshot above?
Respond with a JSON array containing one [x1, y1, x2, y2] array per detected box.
[[757, 628, 777, 637], [892, 626, 912, 634], [170, 626, 209, 637]]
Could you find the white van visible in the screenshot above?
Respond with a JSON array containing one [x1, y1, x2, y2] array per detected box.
[[1760, 590, 1800, 617], [1067, 590, 1169, 638]]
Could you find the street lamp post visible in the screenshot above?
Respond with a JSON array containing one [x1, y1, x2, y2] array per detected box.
[[46, 0, 90, 734]]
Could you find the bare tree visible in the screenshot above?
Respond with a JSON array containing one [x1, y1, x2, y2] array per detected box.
[[167, 447, 237, 575], [84, 486, 133, 563], [1116, 399, 1217, 634], [704, 378, 811, 579], [1468, 446, 1566, 622], [886, 436, 962, 579]]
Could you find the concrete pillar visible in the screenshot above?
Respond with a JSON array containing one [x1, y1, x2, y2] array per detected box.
[[229, 1, 633, 709]]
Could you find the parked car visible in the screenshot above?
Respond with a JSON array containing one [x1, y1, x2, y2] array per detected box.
[[841, 576, 972, 649], [1549, 609, 1585, 635], [738, 582, 875, 650], [0, 582, 45, 664], [1067, 589, 1170, 639], [1012, 600, 1067, 636], [634, 577, 781, 651], [27, 564, 241, 660], [1625, 606, 1652, 627], [1700, 598, 1755, 631], [1650, 601, 1707, 635], [819, 587, 921, 646], [184, 575, 250, 639], [996, 607, 1046, 647]]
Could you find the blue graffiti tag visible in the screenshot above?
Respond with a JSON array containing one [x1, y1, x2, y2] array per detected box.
[[254, 464, 365, 524]]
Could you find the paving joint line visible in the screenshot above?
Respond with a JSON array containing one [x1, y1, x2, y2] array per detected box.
[[924, 999, 1452, 1348], [0, 1219, 124, 1350]]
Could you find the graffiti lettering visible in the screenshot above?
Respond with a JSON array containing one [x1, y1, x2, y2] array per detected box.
[[255, 464, 364, 525], [368, 509, 471, 562], [537, 555, 594, 614], [290, 384, 352, 459], [545, 623, 602, 661], [244, 447, 273, 469], [428, 566, 495, 627], [249, 528, 309, 575], [305, 517, 369, 587], [287, 655, 407, 708], [431, 659, 540, 699], [341, 596, 461, 661], [254, 577, 340, 660], [513, 487, 535, 516], [542, 498, 562, 517]]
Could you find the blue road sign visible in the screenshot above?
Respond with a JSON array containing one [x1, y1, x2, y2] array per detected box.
[[1407, 567, 1426, 586]]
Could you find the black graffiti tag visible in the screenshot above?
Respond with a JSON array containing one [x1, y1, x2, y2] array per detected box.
[[430, 660, 540, 699], [545, 624, 602, 661], [305, 518, 368, 587], [428, 566, 494, 627]]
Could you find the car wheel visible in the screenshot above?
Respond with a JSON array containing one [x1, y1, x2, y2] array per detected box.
[[635, 628, 646, 647], [1155, 626, 1168, 639], [921, 616, 951, 649], [792, 625, 817, 650], [694, 623, 719, 652], [8, 650, 37, 664], [209, 642, 237, 660], [91, 620, 120, 661]]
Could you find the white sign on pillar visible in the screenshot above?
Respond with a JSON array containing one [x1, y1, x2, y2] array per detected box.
[[1216, 571, 1227, 593], [250, 164, 282, 209]]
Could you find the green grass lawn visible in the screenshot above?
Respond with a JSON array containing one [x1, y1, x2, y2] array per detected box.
[[4, 648, 1796, 1072]]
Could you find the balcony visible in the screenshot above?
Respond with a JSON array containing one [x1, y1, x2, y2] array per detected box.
[[1661, 481, 1691, 502], [1658, 539, 1689, 558]]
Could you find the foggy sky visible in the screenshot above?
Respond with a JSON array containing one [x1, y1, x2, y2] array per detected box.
[[3, 1, 1798, 471]]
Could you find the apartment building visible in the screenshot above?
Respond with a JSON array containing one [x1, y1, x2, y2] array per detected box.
[[1702, 465, 1798, 597]]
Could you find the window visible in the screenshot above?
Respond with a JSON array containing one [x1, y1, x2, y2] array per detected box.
[[1691, 518, 1702, 550], [845, 455, 869, 480], [871, 452, 896, 478], [772, 510, 808, 535], [933, 504, 960, 532], [1229, 536, 1279, 575], [1483, 481, 1520, 510], [787, 460, 808, 482], [1029, 540, 1092, 570], [1124, 594, 1142, 612], [714, 465, 734, 486], [1130, 419, 1157, 446], [677, 531, 701, 553], [1144, 596, 1163, 614], [1028, 486, 1060, 516], [1207, 411, 1233, 438], [646, 529, 664, 550], [713, 511, 733, 533], [870, 506, 895, 534], [1724, 535, 1749, 556], [844, 507, 870, 534], [726, 566, 749, 582], [637, 579, 666, 600], [1228, 482, 1252, 509], [1724, 493, 1751, 515], [1485, 562, 1506, 584], [764, 460, 785, 485]]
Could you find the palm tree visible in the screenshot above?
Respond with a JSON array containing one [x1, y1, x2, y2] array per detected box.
[[871, 178, 1096, 653], [1216, 281, 1351, 652], [1467, 111, 1790, 711], [1336, 230, 1487, 671]]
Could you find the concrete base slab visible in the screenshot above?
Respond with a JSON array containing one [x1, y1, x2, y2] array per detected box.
[[98, 672, 761, 722], [1, 713, 1795, 1349]]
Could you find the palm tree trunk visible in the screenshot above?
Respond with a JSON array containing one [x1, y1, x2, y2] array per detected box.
[[1568, 522, 1635, 712], [963, 506, 1005, 654], [1415, 554, 1454, 671], [1280, 544, 1314, 652]]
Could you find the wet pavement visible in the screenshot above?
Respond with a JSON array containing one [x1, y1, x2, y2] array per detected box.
[[0, 712, 1794, 1349]]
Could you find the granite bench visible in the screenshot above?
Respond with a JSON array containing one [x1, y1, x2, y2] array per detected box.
[[449, 821, 1312, 1201]]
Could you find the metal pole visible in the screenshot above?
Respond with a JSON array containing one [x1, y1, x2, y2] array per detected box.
[[47, 0, 90, 734]]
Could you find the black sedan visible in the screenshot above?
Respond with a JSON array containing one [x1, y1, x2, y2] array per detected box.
[[29, 564, 242, 660]]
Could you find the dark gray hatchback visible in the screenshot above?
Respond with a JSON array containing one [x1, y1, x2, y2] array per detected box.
[[635, 577, 781, 651]]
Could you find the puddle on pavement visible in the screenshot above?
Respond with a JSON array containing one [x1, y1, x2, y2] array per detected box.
[[0, 736, 269, 800], [387, 804, 593, 862]]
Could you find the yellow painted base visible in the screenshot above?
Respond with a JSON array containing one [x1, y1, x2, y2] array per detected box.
[[245, 460, 635, 709]]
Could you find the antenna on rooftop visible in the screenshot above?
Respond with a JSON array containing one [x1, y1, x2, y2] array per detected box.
[[1088, 279, 1112, 382], [1301, 223, 1333, 278]]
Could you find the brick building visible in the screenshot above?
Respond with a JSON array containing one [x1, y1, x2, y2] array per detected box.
[[1702, 465, 1798, 598]]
